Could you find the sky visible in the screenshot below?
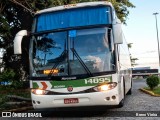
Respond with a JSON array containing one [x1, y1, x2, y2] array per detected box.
[[123, 0, 160, 69]]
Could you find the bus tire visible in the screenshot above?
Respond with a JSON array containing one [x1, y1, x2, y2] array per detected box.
[[127, 88, 132, 95], [127, 79, 132, 95], [117, 80, 125, 108], [118, 99, 124, 108]]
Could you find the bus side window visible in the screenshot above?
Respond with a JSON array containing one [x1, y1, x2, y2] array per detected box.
[[112, 8, 117, 20]]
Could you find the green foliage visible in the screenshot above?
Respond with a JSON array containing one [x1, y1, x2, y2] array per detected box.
[[11, 81, 29, 89], [127, 43, 133, 49], [11, 81, 24, 89], [0, 68, 29, 89], [0, 89, 31, 111], [109, 0, 135, 24], [146, 75, 159, 90], [130, 57, 138, 67], [0, 69, 15, 82], [144, 86, 160, 95]]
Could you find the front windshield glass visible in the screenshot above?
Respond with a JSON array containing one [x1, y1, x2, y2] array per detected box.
[[31, 27, 115, 77]]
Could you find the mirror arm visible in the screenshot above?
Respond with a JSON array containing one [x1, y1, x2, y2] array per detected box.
[[14, 30, 28, 54]]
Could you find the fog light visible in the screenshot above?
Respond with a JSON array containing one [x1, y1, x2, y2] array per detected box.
[[33, 100, 36, 104], [37, 101, 41, 104], [112, 95, 116, 100], [106, 97, 110, 101]]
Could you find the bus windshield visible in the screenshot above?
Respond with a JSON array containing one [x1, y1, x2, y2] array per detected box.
[[31, 27, 115, 77]]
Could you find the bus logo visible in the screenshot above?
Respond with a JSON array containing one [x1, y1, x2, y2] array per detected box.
[[67, 86, 73, 92]]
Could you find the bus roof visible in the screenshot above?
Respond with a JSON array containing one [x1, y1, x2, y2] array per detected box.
[[35, 1, 113, 15]]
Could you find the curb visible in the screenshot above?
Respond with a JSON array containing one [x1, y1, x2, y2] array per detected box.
[[139, 88, 160, 97], [2, 106, 34, 112]]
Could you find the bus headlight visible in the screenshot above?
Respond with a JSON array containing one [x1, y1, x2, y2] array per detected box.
[[31, 89, 48, 95], [93, 82, 117, 92]]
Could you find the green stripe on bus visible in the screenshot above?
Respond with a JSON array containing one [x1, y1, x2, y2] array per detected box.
[[50, 76, 112, 89], [32, 76, 112, 89], [33, 82, 39, 89]]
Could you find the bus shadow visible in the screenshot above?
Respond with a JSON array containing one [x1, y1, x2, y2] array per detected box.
[[33, 106, 117, 117]]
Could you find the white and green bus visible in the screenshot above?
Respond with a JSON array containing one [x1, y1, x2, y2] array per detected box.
[[14, 1, 132, 109]]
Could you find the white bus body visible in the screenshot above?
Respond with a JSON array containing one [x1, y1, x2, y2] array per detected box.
[[14, 1, 132, 109]]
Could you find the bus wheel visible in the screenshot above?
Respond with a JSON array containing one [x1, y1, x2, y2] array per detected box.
[[118, 99, 124, 108], [127, 88, 132, 95], [127, 79, 132, 95], [117, 80, 125, 108]]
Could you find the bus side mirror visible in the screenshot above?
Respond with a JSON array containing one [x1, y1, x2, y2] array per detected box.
[[112, 19, 123, 44], [14, 30, 28, 54]]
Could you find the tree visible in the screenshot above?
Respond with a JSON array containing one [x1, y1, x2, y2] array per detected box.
[[0, 0, 135, 80], [146, 75, 159, 90], [64, 0, 135, 24], [0, 0, 36, 81], [130, 57, 138, 67], [0, 0, 64, 80]]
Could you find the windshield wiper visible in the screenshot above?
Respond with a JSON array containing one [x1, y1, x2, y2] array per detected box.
[[71, 48, 92, 77], [48, 50, 67, 77]]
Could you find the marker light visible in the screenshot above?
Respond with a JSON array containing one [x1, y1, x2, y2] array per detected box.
[[31, 89, 48, 95], [93, 82, 117, 92]]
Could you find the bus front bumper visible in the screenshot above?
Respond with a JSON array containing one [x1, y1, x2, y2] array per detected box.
[[31, 89, 121, 109]]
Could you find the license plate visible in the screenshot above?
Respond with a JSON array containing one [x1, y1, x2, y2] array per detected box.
[[64, 98, 79, 104]]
